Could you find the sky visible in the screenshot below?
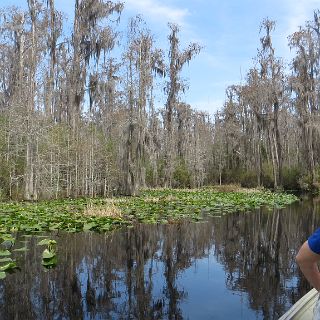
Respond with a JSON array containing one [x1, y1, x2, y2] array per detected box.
[[1, 0, 319, 116]]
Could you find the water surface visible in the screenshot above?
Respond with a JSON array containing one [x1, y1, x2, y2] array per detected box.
[[0, 198, 319, 320]]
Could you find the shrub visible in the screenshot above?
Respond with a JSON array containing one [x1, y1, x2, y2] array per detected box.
[[282, 167, 301, 191], [261, 162, 274, 189], [239, 170, 257, 188], [221, 168, 242, 184], [173, 160, 191, 188], [298, 173, 313, 192]]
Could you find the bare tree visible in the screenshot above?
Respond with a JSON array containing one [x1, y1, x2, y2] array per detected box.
[[163, 23, 201, 187], [289, 12, 320, 185]]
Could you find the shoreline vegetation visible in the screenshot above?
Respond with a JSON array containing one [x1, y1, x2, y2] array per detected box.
[[0, 185, 298, 277], [0, 2, 320, 203], [0, 186, 298, 235]]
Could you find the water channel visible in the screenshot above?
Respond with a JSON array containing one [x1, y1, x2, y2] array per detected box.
[[0, 197, 319, 319]]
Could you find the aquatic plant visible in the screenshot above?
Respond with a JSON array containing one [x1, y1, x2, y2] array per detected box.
[[0, 189, 298, 234], [38, 239, 57, 268], [0, 188, 298, 273]]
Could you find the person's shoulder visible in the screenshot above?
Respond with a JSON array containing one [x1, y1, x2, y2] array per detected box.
[[308, 228, 320, 254]]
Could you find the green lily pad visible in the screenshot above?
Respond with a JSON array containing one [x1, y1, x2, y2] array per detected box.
[[42, 255, 57, 268], [37, 239, 57, 246], [0, 250, 11, 257], [0, 234, 15, 242], [0, 272, 6, 279], [83, 222, 96, 231], [42, 249, 55, 260], [0, 262, 17, 272]]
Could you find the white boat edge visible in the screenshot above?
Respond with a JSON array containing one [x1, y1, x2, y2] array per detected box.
[[279, 288, 318, 320]]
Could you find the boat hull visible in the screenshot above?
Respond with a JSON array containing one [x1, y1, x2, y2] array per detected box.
[[279, 289, 318, 320]]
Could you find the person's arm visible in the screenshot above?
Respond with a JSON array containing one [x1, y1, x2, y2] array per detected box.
[[296, 241, 320, 291]]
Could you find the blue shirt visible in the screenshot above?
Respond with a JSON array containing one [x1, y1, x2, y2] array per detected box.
[[308, 228, 320, 254]]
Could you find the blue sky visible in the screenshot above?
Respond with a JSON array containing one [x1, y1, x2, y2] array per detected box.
[[1, 0, 319, 115]]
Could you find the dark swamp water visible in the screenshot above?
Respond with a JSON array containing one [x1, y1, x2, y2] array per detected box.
[[1, 198, 320, 320]]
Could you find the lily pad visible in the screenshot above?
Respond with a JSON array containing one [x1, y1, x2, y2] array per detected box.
[[37, 239, 57, 246], [0, 250, 11, 257], [42, 255, 57, 269], [42, 249, 55, 259], [0, 262, 17, 272], [83, 222, 96, 231]]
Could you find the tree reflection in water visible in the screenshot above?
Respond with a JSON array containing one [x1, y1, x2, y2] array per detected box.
[[0, 198, 318, 320]]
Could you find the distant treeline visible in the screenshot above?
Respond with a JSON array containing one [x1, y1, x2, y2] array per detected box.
[[0, 0, 319, 199]]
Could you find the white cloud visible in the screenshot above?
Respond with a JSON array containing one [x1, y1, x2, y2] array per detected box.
[[123, 0, 190, 26], [283, 0, 319, 36], [267, 0, 319, 62], [190, 97, 224, 115]]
